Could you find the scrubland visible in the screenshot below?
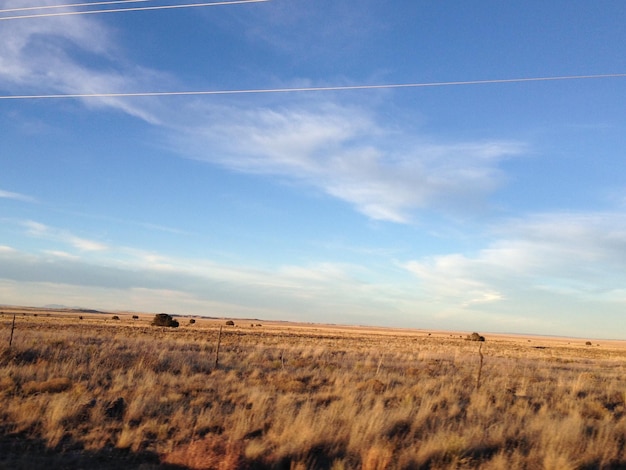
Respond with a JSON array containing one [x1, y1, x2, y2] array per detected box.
[[1, 308, 626, 469]]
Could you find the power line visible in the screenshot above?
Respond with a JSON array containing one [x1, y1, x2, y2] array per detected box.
[[0, 73, 624, 100], [0, 0, 268, 20], [0, 0, 149, 15]]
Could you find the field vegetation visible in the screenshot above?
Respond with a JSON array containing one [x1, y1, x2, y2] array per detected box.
[[1, 307, 626, 469]]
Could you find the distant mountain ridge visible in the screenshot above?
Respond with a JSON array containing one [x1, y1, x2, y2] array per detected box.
[[43, 304, 106, 314]]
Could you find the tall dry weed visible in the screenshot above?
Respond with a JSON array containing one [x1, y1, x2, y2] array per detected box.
[[161, 435, 246, 470], [361, 444, 394, 470]]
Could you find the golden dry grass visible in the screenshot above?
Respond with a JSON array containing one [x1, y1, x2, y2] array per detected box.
[[1, 307, 626, 469]]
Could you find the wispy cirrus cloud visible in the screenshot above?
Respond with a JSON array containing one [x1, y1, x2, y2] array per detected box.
[[0, 189, 36, 202], [231, 0, 382, 61], [172, 102, 525, 223], [23, 220, 108, 252], [0, 0, 165, 123], [42, 250, 80, 260]]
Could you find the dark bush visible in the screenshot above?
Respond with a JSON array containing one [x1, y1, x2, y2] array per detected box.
[[585, 341, 592, 346], [466, 332, 485, 342], [189, 319, 196, 324], [132, 315, 139, 320], [104, 397, 126, 420], [151, 313, 179, 328], [225, 320, 235, 326], [112, 315, 120, 320]]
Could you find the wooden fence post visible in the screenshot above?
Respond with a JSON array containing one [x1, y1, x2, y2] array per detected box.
[[9, 313, 16, 348], [214, 326, 222, 369]]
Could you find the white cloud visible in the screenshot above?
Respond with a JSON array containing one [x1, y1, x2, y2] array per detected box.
[[404, 254, 506, 308], [67, 236, 108, 252], [0, 0, 165, 123], [234, 0, 382, 60], [404, 211, 626, 309], [172, 102, 525, 223], [42, 250, 79, 260], [0, 189, 36, 202], [23, 220, 48, 236], [23, 220, 109, 252]]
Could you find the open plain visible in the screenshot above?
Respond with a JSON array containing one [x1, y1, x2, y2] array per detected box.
[[1, 306, 626, 469]]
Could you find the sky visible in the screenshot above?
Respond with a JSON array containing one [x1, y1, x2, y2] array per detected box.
[[1, 0, 626, 339]]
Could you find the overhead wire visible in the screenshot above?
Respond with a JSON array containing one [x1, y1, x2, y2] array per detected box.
[[0, 0, 269, 20], [0, 73, 624, 100], [0, 0, 149, 15]]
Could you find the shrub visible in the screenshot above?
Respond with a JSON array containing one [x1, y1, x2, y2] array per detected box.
[[466, 332, 485, 342], [104, 397, 126, 420], [225, 320, 235, 326], [151, 313, 179, 328], [586, 341, 592, 346], [112, 315, 120, 321], [132, 315, 139, 320], [189, 319, 196, 324]]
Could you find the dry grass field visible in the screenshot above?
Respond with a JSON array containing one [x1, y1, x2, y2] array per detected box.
[[1, 306, 626, 469]]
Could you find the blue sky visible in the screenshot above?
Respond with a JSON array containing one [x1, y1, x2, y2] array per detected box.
[[1, 0, 626, 338]]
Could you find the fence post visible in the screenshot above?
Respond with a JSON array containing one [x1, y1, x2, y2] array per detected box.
[[9, 313, 16, 348], [214, 326, 222, 369]]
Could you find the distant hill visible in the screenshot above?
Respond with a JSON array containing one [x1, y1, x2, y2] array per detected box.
[[42, 304, 107, 314]]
